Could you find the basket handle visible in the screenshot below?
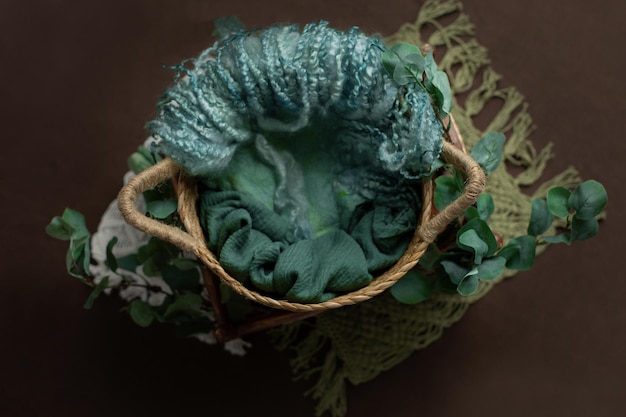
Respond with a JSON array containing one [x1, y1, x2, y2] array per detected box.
[[118, 140, 485, 261], [418, 141, 487, 243], [117, 159, 203, 255]]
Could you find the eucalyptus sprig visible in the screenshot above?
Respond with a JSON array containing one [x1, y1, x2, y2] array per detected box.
[[46, 143, 220, 336], [391, 132, 608, 304], [46, 208, 92, 281], [381, 42, 452, 118]]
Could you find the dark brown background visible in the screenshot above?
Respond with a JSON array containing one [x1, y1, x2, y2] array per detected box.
[[2, 0, 624, 416]]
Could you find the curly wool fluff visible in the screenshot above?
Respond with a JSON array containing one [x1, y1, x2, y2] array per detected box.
[[149, 21, 443, 181]]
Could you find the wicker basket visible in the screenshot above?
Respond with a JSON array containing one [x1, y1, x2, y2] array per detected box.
[[118, 117, 485, 322]]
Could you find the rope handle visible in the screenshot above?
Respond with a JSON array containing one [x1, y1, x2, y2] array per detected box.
[[118, 158, 203, 255], [418, 141, 486, 242]]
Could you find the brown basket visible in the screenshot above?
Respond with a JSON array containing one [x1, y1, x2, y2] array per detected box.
[[117, 120, 485, 318]]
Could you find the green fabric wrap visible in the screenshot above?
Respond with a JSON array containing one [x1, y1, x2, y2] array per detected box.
[[199, 189, 418, 302]]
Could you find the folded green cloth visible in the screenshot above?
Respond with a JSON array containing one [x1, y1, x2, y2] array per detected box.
[[199, 188, 418, 302]]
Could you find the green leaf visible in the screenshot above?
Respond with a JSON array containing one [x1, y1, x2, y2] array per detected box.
[[382, 43, 424, 78], [457, 229, 488, 264], [142, 255, 162, 277], [61, 208, 90, 239], [546, 187, 571, 218], [84, 277, 109, 309], [136, 244, 150, 264], [434, 175, 462, 211], [105, 237, 118, 272], [499, 235, 536, 270], [390, 270, 434, 304], [568, 180, 608, 220], [146, 199, 177, 219], [528, 198, 554, 236], [67, 236, 91, 278], [464, 206, 479, 222], [475, 256, 507, 281], [117, 254, 140, 272], [128, 300, 155, 327], [417, 243, 441, 270], [171, 257, 200, 271], [163, 293, 209, 321], [431, 70, 452, 116], [457, 270, 479, 296], [470, 132, 506, 173], [392, 64, 415, 85], [139, 238, 180, 276], [162, 265, 201, 292], [441, 260, 471, 285], [137, 145, 155, 163], [66, 247, 81, 278], [423, 51, 437, 82], [457, 218, 498, 258], [476, 194, 495, 221], [425, 157, 445, 178], [542, 234, 572, 245], [570, 215, 600, 241], [128, 152, 153, 174], [435, 272, 458, 293], [46, 216, 75, 240]]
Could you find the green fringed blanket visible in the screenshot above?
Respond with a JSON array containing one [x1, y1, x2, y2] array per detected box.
[[271, 0, 583, 415]]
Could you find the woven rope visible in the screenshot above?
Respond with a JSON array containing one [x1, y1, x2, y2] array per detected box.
[[117, 139, 485, 312]]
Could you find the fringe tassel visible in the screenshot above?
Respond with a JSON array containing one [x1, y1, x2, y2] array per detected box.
[[305, 351, 347, 417]]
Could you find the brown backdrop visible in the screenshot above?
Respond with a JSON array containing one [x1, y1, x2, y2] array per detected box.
[[2, 1, 624, 416]]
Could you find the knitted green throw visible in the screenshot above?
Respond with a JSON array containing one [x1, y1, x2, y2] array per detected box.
[[271, 0, 583, 415]]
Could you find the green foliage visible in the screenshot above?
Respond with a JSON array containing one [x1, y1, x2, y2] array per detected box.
[[457, 229, 488, 264], [146, 199, 178, 219], [546, 187, 571, 218], [475, 257, 507, 281], [528, 199, 553, 236], [456, 269, 479, 296], [475, 194, 495, 221], [47, 208, 92, 279], [434, 175, 462, 210], [418, 244, 441, 270], [570, 216, 599, 241], [84, 277, 109, 310], [538, 180, 607, 245], [470, 132, 506, 174], [162, 293, 209, 321], [105, 237, 118, 272], [568, 180, 607, 220], [128, 299, 155, 327], [393, 132, 607, 304], [48, 205, 214, 335], [390, 270, 434, 304], [499, 235, 536, 270], [128, 145, 160, 174], [440, 260, 470, 285], [457, 218, 498, 262], [381, 42, 452, 117], [162, 264, 201, 292]]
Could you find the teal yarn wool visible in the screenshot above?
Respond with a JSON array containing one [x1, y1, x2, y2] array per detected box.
[[148, 21, 443, 182]]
